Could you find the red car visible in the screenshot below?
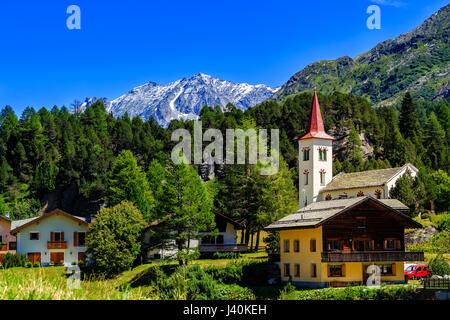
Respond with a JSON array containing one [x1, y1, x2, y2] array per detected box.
[[404, 264, 431, 280]]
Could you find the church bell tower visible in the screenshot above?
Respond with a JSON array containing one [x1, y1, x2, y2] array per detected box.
[[296, 89, 335, 208]]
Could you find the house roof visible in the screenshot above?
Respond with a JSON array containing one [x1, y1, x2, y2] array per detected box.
[[214, 212, 244, 229], [320, 163, 418, 193], [144, 212, 244, 231], [296, 89, 335, 141], [264, 196, 421, 231], [10, 209, 89, 235]]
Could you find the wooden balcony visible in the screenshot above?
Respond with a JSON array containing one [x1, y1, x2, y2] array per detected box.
[[199, 244, 248, 253], [47, 241, 67, 249], [321, 251, 424, 262]]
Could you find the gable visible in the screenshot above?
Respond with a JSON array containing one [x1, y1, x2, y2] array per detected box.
[[10, 209, 88, 235]]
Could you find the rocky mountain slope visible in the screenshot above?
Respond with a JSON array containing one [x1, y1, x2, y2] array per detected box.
[[271, 4, 450, 107], [81, 73, 278, 127]]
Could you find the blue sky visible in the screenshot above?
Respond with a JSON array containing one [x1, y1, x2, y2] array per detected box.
[[0, 0, 447, 114]]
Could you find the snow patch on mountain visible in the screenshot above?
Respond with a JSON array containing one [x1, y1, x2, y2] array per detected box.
[[80, 73, 279, 127]]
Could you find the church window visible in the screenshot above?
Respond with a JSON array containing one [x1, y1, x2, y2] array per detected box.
[[304, 171, 309, 185], [374, 189, 382, 199], [303, 149, 310, 161], [319, 170, 326, 186]]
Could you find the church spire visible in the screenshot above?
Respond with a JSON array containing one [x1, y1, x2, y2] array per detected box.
[[297, 88, 335, 141]]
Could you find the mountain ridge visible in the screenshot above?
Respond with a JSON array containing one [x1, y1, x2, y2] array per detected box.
[[80, 73, 279, 127], [270, 4, 450, 106]]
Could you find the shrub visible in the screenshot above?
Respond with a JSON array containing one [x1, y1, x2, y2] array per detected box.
[[1, 253, 27, 268], [285, 284, 421, 300], [428, 254, 450, 276], [33, 262, 40, 268], [212, 252, 241, 260], [26, 262, 33, 268], [71, 261, 77, 265], [145, 264, 255, 300], [430, 213, 449, 232], [86, 201, 147, 277], [205, 260, 268, 286]]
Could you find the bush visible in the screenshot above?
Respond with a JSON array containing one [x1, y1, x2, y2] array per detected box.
[[211, 252, 241, 260], [430, 213, 450, 232], [26, 262, 33, 268], [283, 284, 421, 300], [71, 261, 76, 265], [86, 201, 147, 277], [33, 262, 40, 268], [407, 231, 450, 254], [428, 254, 450, 276], [143, 264, 255, 300], [1, 253, 27, 268], [204, 260, 268, 286]]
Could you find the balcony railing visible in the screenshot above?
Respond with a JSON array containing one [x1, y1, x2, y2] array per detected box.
[[321, 251, 424, 262], [47, 241, 67, 249], [199, 244, 248, 253]]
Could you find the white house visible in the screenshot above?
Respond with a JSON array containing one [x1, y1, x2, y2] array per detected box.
[[10, 209, 89, 266], [143, 212, 246, 259]]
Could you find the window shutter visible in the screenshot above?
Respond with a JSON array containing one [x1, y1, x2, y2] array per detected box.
[[51, 232, 54, 241], [29, 233, 32, 240], [310, 239, 316, 252], [61, 232, 64, 241], [396, 240, 401, 250], [74, 232, 78, 247], [342, 264, 346, 277], [327, 265, 331, 277], [391, 263, 396, 276]]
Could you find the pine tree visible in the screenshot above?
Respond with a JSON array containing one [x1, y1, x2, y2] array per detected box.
[[399, 92, 420, 139], [423, 113, 446, 170], [107, 150, 154, 221]]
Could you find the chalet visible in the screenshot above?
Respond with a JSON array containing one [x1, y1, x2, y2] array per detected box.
[[10, 209, 89, 266], [265, 89, 424, 288], [0, 214, 17, 260], [143, 212, 246, 259]]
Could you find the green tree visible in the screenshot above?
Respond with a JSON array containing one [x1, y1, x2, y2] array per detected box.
[[399, 92, 420, 139], [423, 113, 447, 171], [389, 172, 423, 216], [86, 201, 147, 276], [151, 162, 214, 265], [107, 150, 154, 221]]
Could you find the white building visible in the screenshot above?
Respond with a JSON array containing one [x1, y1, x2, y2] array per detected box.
[[143, 212, 246, 259], [10, 209, 89, 266], [296, 88, 418, 207]]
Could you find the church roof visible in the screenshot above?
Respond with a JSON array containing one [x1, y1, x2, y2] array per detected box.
[[296, 89, 335, 141], [264, 196, 420, 230], [320, 164, 418, 193]]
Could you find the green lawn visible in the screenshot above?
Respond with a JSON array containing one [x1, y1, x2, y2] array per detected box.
[[0, 252, 269, 300]]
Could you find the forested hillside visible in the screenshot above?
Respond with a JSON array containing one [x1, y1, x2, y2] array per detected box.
[[0, 91, 448, 237], [271, 4, 449, 107]]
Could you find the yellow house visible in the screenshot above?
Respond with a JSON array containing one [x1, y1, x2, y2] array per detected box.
[[265, 90, 424, 288], [265, 196, 423, 288]]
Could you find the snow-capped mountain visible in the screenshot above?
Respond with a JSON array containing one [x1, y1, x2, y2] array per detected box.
[[80, 73, 279, 127]]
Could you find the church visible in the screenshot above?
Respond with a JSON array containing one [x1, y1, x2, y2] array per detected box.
[[265, 89, 424, 288]]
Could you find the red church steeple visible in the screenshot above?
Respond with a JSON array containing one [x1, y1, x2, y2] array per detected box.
[[297, 88, 335, 141]]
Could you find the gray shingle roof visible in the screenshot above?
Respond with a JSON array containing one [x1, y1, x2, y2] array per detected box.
[[265, 196, 414, 230], [319, 164, 419, 192]]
